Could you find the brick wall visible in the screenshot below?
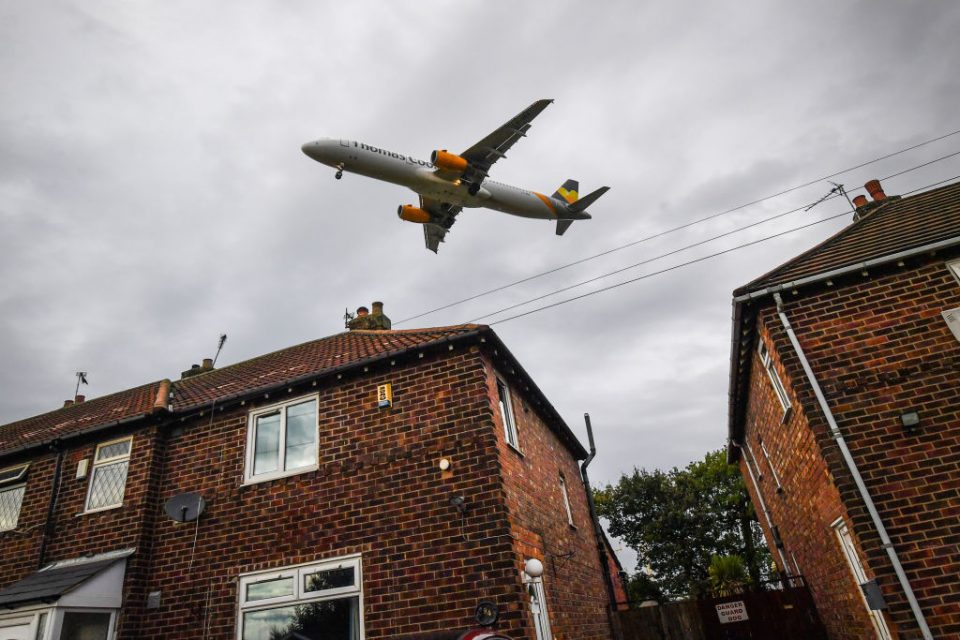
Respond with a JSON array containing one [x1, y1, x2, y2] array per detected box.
[[483, 354, 614, 640], [0, 338, 612, 639], [742, 250, 960, 639]]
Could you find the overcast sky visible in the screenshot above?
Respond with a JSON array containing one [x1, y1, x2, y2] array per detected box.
[[2, 1, 959, 570]]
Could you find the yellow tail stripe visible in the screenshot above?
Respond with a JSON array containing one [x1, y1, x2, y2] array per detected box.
[[557, 187, 579, 204]]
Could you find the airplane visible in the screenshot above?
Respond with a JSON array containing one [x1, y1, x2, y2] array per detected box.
[[301, 99, 609, 253]]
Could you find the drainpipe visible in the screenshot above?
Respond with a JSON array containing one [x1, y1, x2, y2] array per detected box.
[[37, 441, 65, 568], [772, 293, 932, 640], [580, 414, 620, 618]]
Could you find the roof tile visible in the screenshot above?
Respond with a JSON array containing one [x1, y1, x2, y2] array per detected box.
[[738, 181, 960, 294]]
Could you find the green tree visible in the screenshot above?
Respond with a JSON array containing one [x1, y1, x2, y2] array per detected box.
[[594, 449, 770, 599]]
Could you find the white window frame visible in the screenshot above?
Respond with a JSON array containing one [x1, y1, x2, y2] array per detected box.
[[522, 571, 553, 640], [559, 474, 574, 527], [496, 376, 520, 451], [758, 339, 792, 422], [244, 394, 319, 485], [50, 608, 118, 640], [237, 554, 363, 640], [946, 258, 960, 284], [832, 518, 892, 640], [0, 463, 29, 533], [84, 437, 132, 514]]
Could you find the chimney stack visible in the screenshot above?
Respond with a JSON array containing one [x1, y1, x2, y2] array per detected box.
[[865, 179, 886, 202]]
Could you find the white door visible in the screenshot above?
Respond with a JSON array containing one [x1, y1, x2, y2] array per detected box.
[[833, 519, 892, 640]]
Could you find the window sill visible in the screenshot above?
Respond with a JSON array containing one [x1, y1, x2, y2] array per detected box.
[[80, 503, 123, 516], [506, 443, 524, 458], [243, 464, 319, 487], [780, 406, 793, 424]]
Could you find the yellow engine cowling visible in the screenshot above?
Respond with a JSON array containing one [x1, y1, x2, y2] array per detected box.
[[430, 149, 468, 173], [397, 205, 431, 224]]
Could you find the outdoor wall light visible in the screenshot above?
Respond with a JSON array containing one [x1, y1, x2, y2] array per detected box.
[[523, 558, 544, 578], [449, 495, 466, 514], [900, 411, 920, 433]]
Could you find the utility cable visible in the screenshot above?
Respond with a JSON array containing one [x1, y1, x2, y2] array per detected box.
[[482, 175, 960, 326], [394, 130, 960, 326], [468, 153, 960, 323]]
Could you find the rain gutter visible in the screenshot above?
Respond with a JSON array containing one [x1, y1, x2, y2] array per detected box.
[[772, 292, 932, 640]]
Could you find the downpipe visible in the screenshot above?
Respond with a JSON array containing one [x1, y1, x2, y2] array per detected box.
[[580, 414, 621, 627], [772, 293, 932, 640], [37, 441, 65, 568]]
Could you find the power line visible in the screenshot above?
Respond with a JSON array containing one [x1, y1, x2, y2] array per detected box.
[[394, 128, 960, 326], [483, 175, 960, 326], [467, 152, 960, 323]]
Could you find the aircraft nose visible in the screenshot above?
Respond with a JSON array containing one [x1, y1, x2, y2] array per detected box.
[[301, 140, 321, 160]]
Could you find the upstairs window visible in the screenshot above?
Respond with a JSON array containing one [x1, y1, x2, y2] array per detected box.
[[245, 395, 318, 484], [496, 377, 520, 450], [559, 474, 574, 526], [238, 555, 362, 640], [758, 340, 792, 421], [0, 463, 28, 531], [85, 437, 132, 512]]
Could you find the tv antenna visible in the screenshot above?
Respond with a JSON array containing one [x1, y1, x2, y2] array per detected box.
[[344, 308, 355, 328], [806, 182, 855, 213], [212, 334, 228, 367], [74, 371, 88, 398]]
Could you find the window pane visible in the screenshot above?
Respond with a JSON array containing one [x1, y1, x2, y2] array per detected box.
[[0, 465, 28, 484], [254, 413, 281, 475], [242, 597, 358, 640], [60, 611, 111, 640], [497, 381, 517, 447], [304, 567, 354, 593], [87, 461, 128, 510], [247, 576, 295, 602], [35, 612, 47, 640], [97, 440, 131, 461], [285, 402, 316, 470], [0, 486, 25, 530]]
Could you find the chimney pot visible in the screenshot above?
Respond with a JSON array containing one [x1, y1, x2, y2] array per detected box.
[[74, 395, 85, 404], [356, 306, 369, 316], [202, 358, 214, 370], [853, 195, 869, 208], [865, 179, 886, 202], [64, 399, 74, 408], [371, 301, 384, 315]]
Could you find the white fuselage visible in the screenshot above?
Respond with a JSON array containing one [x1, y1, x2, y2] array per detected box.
[[301, 138, 568, 220]]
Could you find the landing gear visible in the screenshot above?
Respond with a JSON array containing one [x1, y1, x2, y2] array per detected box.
[[335, 163, 344, 180], [467, 183, 480, 196]]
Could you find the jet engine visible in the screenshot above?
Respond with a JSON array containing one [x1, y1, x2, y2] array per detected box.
[[431, 150, 468, 173], [397, 205, 432, 224]]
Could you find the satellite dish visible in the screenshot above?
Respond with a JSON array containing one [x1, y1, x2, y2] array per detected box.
[[164, 492, 206, 523]]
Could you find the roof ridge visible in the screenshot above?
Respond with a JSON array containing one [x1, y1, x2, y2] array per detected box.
[[0, 380, 164, 430]]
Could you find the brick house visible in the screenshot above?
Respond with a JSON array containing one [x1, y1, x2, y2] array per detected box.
[[0, 311, 619, 640], [726, 179, 960, 639]]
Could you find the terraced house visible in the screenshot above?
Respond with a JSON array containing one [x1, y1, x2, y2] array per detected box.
[[0, 307, 618, 640], [727, 179, 960, 640]]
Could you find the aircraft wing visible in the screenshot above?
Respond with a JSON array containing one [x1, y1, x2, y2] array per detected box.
[[419, 196, 462, 253], [459, 98, 553, 179]]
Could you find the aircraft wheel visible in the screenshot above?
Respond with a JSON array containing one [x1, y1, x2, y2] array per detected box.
[[335, 171, 343, 180]]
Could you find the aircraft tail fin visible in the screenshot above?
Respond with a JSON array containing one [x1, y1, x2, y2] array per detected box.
[[556, 219, 575, 236], [569, 186, 609, 213], [552, 179, 579, 205]]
